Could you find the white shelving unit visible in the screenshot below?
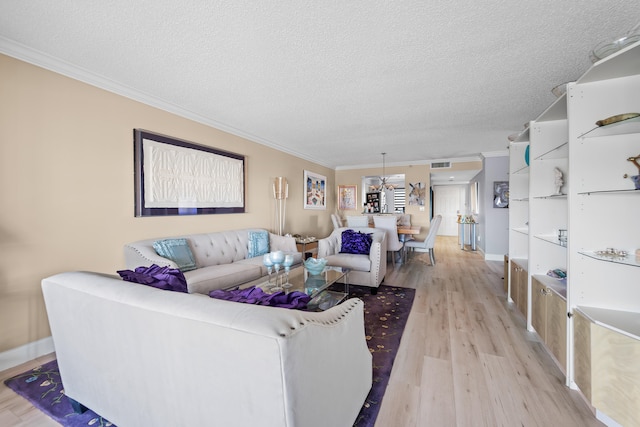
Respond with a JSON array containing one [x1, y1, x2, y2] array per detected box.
[[528, 92, 569, 372], [568, 41, 640, 426], [568, 46, 640, 314], [508, 41, 640, 426], [508, 130, 530, 311]]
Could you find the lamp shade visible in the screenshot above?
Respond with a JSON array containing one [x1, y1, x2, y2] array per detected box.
[[273, 177, 288, 200]]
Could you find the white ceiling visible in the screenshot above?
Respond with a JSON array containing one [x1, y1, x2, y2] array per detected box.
[[1, 1, 638, 169]]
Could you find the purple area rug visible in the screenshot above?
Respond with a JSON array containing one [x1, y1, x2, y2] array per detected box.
[[3, 360, 113, 427], [348, 284, 415, 427], [4, 284, 414, 427]]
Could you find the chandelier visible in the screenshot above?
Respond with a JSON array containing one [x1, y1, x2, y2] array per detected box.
[[370, 152, 397, 191]]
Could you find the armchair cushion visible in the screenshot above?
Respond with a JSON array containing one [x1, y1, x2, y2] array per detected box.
[[340, 229, 373, 255]]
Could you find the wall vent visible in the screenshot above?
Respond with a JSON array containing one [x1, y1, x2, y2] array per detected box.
[[431, 161, 451, 169]]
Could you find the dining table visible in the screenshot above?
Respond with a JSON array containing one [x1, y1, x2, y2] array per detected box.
[[397, 225, 421, 237]]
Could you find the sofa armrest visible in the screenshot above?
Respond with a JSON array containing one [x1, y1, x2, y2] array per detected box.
[[269, 233, 298, 253], [123, 243, 179, 269], [317, 234, 339, 257]]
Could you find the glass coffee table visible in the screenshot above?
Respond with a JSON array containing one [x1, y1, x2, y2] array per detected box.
[[241, 266, 350, 311]]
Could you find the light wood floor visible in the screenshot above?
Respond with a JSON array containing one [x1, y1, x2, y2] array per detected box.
[[0, 236, 602, 426], [375, 236, 602, 427]]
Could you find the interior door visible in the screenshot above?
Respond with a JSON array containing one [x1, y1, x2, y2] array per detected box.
[[432, 185, 465, 236]]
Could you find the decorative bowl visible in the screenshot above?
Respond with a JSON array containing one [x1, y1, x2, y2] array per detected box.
[[304, 257, 327, 275]]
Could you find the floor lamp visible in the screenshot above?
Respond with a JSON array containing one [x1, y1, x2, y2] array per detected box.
[[273, 177, 288, 235]]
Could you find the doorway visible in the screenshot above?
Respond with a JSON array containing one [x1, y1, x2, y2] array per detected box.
[[432, 185, 466, 236]]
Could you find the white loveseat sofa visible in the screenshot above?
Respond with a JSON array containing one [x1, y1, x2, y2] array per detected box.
[[124, 229, 302, 294], [317, 227, 387, 291], [41, 271, 372, 427]]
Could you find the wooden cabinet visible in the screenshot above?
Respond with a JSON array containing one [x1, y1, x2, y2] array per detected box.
[[573, 310, 592, 402], [503, 255, 509, 294], [531, 277, 567, 371], [574, 309, 640, 427], [510, 260, 527, 318]]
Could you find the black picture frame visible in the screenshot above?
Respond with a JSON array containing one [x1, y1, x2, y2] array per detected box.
[[134, 129, 245, 217]]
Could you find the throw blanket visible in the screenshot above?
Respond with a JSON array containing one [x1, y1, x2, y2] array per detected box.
[[209, 286, 310, 309], [117, 264, 188, 293]]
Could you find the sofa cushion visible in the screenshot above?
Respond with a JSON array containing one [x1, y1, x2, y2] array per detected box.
[[117, 264, 188, 293], [247, 230, 270, 258], [325, 253, 372, 272], [153, 238, 197, 272], [184, 263, 263, 294], [340, 229, 373, 255]]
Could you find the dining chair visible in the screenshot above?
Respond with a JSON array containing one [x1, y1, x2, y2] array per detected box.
[[404, 215, 442, 265], [346, 215, 369, 228], [373, 215, 404, 267], [331, 213, 344, 229]]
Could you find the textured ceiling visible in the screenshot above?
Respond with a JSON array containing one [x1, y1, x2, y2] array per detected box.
[[0, 1, 638, 169]]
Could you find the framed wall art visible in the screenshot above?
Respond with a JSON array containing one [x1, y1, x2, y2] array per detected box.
[[493, 181, 509, 208], [134, 129, 245, 217], [303, 170, 327, 210], [338, 184, 358, 210]]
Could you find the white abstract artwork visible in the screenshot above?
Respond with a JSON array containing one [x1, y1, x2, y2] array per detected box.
[[134, 130, 245, 216], [143, 139, 243, 208]]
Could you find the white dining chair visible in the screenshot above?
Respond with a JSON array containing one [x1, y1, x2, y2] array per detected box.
[[346, 215, 369, 228], [404, 215, 442, 265], [331, 213, 344, 229], [373, 215, 404, 267]]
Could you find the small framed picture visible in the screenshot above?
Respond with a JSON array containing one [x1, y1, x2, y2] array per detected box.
[[493, 181, 509, 208], [338, 184, 358, 210], [303, 170, 327, 210]]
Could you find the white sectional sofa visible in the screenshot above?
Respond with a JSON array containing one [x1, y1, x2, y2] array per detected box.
[[317, 227, 387, 292], [124, 229, 302, 294], [41, 271, 372, 427]]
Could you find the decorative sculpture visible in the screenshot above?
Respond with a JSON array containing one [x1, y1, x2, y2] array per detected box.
[[554, 167, 564, 195], [623, 154, 640, 190]]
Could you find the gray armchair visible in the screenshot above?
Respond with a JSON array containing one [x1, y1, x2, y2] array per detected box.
[[317, 227, 387, 291]]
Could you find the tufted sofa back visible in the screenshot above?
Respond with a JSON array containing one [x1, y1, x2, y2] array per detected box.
[[124, 229, 298, 270], [188, 229, 254, 267]]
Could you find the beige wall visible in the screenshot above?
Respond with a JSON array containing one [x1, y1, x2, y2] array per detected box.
[[0, 54, 335, 352]]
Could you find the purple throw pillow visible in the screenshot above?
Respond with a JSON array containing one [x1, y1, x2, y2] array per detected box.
[[340, 229, 373, 255], [209, 286, 310, 309], [117, 264, 188, 293]]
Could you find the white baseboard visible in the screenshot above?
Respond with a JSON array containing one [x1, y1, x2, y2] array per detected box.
[[0, 337, 54, 372], [596, 409, 623, 427], [484, 253, 505, 261]]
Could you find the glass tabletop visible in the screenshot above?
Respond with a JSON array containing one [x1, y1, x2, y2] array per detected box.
[[242, 265, 350, 311]]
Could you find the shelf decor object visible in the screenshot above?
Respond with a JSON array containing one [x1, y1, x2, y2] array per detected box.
[[554, 167, 565, 195], [133, 129, 245, 217], [589, 20, 640, 63], [623, 154, 640, 189]]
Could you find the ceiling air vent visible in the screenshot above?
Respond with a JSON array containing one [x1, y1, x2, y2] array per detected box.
[[431, 161, 451, 169]]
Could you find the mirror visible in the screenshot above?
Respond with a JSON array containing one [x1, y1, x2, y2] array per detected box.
[[361, 174, 405, 213]]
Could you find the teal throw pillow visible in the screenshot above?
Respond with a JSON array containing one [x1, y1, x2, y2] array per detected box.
[[153, 238, 197, 272], [248, 230, 270, 258]]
